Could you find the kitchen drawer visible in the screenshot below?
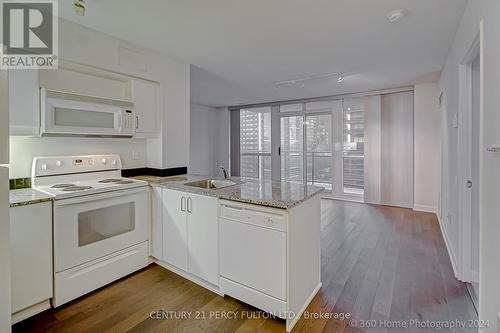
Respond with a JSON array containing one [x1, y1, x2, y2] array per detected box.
[[220, 203, 286, 231]]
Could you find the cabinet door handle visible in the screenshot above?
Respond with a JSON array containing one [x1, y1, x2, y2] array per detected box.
[[136, 115, 139, 129], [187, 197, 192, 213], [180, 196, 186, 211]]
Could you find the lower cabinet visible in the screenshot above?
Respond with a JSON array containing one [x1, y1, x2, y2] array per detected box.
[[162, 189, 188, 270], [10, 201, 53, 323], [160, 188, 219, 286]]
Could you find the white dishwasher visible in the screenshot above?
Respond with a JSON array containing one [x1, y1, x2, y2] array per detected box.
[[219, 201, 287, 316]]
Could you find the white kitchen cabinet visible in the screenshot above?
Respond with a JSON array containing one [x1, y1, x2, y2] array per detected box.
[[10, 201, 53, 323], [132, 80, 159, 137], [162, 188, 188, 271], [150, 185, 163, 259], [160, 188, 219, 286], [186, 193, 219, 286], [9, 69, 40, 136]]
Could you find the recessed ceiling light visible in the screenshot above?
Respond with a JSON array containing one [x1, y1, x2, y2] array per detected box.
[[386, 9, 406, 23]]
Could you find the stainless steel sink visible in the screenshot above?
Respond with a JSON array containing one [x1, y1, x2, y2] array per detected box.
[[184, 179, 238, 189]]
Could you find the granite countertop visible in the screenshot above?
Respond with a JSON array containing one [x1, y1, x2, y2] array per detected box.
[[10, 188, 54, 208], [142, 174, 323, 209]]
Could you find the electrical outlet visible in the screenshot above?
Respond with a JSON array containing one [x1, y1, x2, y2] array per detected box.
[[132, 151, 141, 160]]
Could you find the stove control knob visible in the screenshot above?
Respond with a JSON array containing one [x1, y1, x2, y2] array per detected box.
[[112, 160, 117, 166], [101, 158, 107, 165], [55, 160, 62, 167], [41, 164, 48, 171]]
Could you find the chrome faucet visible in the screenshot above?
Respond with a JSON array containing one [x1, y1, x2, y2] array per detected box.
[[217, 165, 228, 179]]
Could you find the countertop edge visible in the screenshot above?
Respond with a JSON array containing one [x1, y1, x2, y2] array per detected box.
[[147, 177, 324, 210], [9, 189, 54, 208]]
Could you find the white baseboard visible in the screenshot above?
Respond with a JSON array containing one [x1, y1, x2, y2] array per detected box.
[[12, 299, 51, 324], [437, 214, 459, 279], [413, 204, 438, 213], [286, 282, 322, 332]]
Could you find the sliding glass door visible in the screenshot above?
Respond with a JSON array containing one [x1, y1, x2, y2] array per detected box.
[[234, 98, 364, 199], [342, 99, 365, 195], [279, 102, 333, 191], [280, 115, 304, 183], [239, 107, 272, 179], [306, 113, 333, 190]]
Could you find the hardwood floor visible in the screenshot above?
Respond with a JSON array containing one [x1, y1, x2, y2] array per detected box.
[[13, 200, 477, 333]]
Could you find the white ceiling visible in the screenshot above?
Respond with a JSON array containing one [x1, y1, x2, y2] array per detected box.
[[59, 0, 467, 107]]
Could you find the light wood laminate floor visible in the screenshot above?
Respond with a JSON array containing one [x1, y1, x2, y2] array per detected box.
[[13, 200, 477, 332]]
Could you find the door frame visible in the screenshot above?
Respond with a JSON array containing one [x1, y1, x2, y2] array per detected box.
[[457, 22, 483, 283]]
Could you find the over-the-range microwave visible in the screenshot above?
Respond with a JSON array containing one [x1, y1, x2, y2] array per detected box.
[[40, 88, 136, 137]]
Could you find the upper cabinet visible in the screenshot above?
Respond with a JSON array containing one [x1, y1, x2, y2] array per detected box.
[[132, 80, 160, 138], [9, 69, 40, 136], [8, 67, 160, 139]]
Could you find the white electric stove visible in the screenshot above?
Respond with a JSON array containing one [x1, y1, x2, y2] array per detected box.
[[32, 155, 147, 199], [32, 154, 150, 307]]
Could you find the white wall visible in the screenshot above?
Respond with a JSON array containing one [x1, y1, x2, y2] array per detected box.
[[0, 71, 11, 332], [190, 103, 217, 175], [413, 83, 441, 213], [214, 107, 230, 172], [8, 18, 190, 178], [189, 104, 229, 176], [9, 137, 147, 179], [440, 1, 500, 331]]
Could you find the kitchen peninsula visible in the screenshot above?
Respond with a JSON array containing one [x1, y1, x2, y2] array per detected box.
[[146, 175, 323, 332]]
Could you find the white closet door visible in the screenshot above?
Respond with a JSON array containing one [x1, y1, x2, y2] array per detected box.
[[380, 91, 414, 208]]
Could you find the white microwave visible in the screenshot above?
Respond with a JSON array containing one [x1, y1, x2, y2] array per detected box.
[[40, 88, 136, 137]]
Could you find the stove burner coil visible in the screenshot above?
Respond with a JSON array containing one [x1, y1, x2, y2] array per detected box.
[[50, 184, 76, 188], [98, 179, 124, 183], [61, 186, 94, 192]]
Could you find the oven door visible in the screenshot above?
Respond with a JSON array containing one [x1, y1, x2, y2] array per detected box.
[[54, 187, 149, 272]]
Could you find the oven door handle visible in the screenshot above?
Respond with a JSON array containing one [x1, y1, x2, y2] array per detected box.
[[54, 187, 148, 206]]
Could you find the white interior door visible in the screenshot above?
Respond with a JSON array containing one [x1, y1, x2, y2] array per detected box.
[[470, 54, 480, 284], [458, 34, 481, 285]]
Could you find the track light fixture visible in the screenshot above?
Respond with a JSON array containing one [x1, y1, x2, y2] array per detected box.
[[274, 72, 345, 88]]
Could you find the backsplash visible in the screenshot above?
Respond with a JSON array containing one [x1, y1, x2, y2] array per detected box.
[[9, 136, 147, 178], [9, 177, 31, 190]]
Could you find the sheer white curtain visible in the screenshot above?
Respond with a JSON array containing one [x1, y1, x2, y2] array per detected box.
[[364, 91, 414, 208]]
